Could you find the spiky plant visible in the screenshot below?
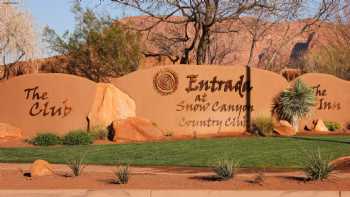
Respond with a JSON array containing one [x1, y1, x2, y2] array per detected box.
[[213, 159, 239, 181], [274, 79, 315, 132], [65, 152, 87, 176], [114, 165, 129, 184], [303, 149, 333, 181]]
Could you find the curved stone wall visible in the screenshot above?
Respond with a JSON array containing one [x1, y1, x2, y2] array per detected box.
[[0, 74, 97, 137], [295, 73, 350, 128], [112, 65, 288, 136]]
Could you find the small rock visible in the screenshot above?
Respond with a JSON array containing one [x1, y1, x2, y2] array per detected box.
[[112, 117, 165, 143], [304, 120, 317, 131], [314, 119, 329, 132], [30, 160, 54, 177], [274, 120, 296, 136], [0, 123, 23, 139], [279, 120, 293, 128], [274, 126, 296, 136]]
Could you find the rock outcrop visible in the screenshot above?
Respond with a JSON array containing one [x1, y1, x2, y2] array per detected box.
[[314, 119, 329, 132], [87, 83, 136, 129], [329, 156, 350, 170], [0, 123, 22, 139], [30, 160, 54, 177], [273, 120, 296, 136], [112, 117, 165, 143]]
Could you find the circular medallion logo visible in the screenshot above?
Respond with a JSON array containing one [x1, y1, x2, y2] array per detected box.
[[153, 69, 178, 95]]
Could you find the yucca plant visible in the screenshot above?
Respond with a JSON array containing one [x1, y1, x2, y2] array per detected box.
[[114, 165, 130, 184], [252, 115, 274, 136], [213, 159, 239, 181], [65, 152, 87, 176], [303, 149, 333, 181], [273, 79, 315, 132]]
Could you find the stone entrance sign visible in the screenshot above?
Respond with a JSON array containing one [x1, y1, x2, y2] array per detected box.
[[1, 66, 348, 139], [0, 74, 96, 136], [112, 65, 288, 137], [295, 73, 350, 128]]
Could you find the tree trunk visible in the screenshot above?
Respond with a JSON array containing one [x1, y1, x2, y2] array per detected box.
[[292, 117, 299, 132], [196, 26, 210, 65], [247, 38, 257, 67]]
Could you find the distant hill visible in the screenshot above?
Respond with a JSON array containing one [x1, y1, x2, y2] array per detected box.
[[0, 16, 336, 80]]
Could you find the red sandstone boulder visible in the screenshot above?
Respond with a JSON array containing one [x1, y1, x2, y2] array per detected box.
[[112, 117, 165, 143], [0, 123, 23, 139], [87, 83, 136, 128], [329, 156, 350, 170], [30, 160, 54, 177], [314, 119, 329, 132], [273, 120, 296, 136], [279, 120, 293, 128]]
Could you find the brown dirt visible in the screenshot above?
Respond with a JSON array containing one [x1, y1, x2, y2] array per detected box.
[[0, 165, 349, 190]]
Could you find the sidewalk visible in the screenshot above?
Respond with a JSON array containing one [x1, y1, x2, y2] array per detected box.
[[0, 189, 346, 197]]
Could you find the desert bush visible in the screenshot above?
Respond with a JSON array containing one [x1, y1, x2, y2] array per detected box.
[[66, 152, 87, 176], [273, 79, 315, 132], [306, 39, 350, 80], [89, 126, 108, 140], [114, 165, 129, 184], [324, 121, 341, 131], [63, 130, 93, 145], [213, 159, 239, 181], [43, 1, 141, 82], [252, 116, 274, 136], [302, 149, 333, 181], [31, 133, 61, 146]]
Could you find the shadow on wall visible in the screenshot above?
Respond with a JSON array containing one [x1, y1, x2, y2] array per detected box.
[[245, 65, 252, 132]]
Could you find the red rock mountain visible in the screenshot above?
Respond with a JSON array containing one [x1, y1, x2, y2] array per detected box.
[[0, 16, 336, 79]]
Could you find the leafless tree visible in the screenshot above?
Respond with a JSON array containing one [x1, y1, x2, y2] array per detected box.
[[263, 0, 340, 70], [241, 0, 339, 69], [111, 0, 304, 65], [0, 0, 38, 79]]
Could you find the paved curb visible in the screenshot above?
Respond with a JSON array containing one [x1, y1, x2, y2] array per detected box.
[[0, 190, 347, 197]]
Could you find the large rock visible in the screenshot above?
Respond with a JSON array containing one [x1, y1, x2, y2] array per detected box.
[[30, 160, 54, 177], [273, 120, 296, 136], [329, 156, 350, 170], [87, 83, 136, 129], [0, 123, 22, 138], [112, 117, 165, 143], [314, 119, 329, 132]]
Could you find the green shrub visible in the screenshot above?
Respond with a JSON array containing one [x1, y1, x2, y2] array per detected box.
[[324, 121, 341, 131], [252, 116, 274, 136], [114, 165, 129, 184], [31, 133, 61, 146], [273, 79, 316, 132], [213, 159, 239, 181], [63, 130, 93, 145], [302, 149, 333, 181], [89, 126, 108, 140], [66, 152, 87, 176]]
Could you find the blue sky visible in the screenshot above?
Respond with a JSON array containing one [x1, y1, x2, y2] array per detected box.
[[22, 0, 123, 36], [20, 0, 133, 57]]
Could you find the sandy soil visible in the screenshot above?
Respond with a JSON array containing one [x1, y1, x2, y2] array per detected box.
[[0, 164, 349, 190]]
